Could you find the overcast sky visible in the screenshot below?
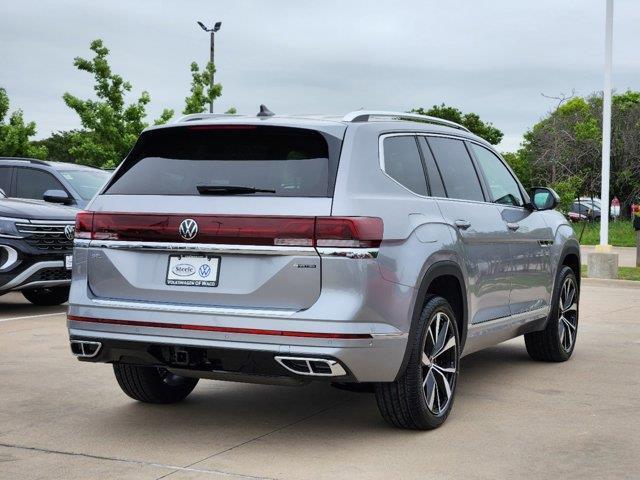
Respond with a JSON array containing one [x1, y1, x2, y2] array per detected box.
[[1, 0, 638, 152]]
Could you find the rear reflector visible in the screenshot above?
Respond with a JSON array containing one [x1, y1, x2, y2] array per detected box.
[[73, 213, 383, 248], [67, 315, 372, 339]]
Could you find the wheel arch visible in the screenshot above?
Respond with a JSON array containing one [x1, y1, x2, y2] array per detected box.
[[394, 260, 468, 381], [558, 242, 581, 289]]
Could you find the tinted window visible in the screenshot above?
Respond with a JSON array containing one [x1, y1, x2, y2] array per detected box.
[[382, 136, 428, 195], [417, 137, 446, 198], [106, 126, 341, 197], [0, 167, 11, 195], [470, 144, 523, 207], [427, 138, 484, 202], [15, 168, 64, 200], [60, 170, 110, 200]]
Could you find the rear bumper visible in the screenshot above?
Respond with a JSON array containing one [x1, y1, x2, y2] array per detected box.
[[68, 240, 415, 382], [68, 319, 407, 383]]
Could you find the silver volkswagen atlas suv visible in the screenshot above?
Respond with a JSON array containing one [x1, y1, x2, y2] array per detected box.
[[67, 109, 580, 430]]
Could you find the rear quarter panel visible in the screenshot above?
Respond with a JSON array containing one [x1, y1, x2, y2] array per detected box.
[[330, 125, 464, 335]]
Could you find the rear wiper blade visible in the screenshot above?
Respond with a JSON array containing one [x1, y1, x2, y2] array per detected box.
[[196, 185, 276, 195]]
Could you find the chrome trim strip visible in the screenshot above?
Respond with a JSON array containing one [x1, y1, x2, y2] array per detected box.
[[0, 261, 65, 291], [316, 247, 379, 259], [18, 280, 70, 289], [369, 332, 409, 339], [26, 220, 75, 225], [89, 297, 299, 318], [0, 216, 29, 223], [0, 245, 19, 270], [86, 240, 317, 256], [467, 306, 550, 333]]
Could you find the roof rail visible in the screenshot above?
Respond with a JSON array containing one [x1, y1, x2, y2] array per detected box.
[[342, 110, 470, 132], [175, 113, 239, 123], [0, 156, 50, 165]]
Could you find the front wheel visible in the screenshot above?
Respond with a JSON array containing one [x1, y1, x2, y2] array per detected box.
[[22, 286, 70, 306], [113, 364, 198, 404], [525, 266, 579, 362], [375, 295, 460, 430]]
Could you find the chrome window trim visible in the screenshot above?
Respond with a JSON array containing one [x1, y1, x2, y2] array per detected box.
[[378, 132, 496, 206], [84, 240, 317, 257]]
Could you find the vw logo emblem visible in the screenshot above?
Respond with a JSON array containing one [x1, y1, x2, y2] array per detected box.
[[179, 219, 198, 241], [64, 224, 75, 241]]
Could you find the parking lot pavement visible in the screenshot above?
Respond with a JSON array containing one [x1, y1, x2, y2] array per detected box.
[[1, 285, 639, 480]]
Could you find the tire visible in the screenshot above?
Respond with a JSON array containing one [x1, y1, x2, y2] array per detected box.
[[375, 295, 460, 430], [525, 266, 579, 362], [22, 286, 70, 306], [113, 364, 199, 404]]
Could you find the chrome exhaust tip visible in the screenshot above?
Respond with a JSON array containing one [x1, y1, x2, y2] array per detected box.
[[70, 340, 102, 358], [275, 356, 347, 377]]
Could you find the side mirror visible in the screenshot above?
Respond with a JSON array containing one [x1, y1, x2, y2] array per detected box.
[[0, 188, 6, 198], [529, 187, 560, 211], [43, 189, 71, 204]]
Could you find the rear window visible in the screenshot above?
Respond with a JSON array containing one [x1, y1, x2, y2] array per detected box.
[[105, 126, 342, 197]]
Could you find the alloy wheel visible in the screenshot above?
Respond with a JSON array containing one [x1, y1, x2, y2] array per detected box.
[[422, 312, 458, 415], [558, 277, 578, 352]]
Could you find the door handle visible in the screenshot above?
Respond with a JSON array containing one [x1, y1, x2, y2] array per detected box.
[[506, 222, 520, 231], [454, 219, 471, 230]]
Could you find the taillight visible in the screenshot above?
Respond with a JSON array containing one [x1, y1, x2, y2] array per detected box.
[[74, 211, 94, 239], [75, 213, 383, 249], [315, 217, 383, 248]]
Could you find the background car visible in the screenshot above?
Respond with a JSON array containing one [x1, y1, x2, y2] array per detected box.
[[0, 193, 76, 305], [570, 199, 601, 221], [0, 157, 111, 208]]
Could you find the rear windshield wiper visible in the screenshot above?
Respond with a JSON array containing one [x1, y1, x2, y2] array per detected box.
[[196, 185, 276, 195]]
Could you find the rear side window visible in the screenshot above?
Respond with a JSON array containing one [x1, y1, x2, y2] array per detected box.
[[427, 137, 484, 202], [15, 168, 65, 200], [0, 167, 11, 194], [105, 126, 342, 197], [382, 136, 428, 196]]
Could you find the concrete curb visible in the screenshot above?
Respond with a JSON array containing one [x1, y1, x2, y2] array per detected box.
[[582, 277, 640, 289]]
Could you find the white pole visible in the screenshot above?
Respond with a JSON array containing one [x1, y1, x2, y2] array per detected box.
[[600, 0, 614, 247]]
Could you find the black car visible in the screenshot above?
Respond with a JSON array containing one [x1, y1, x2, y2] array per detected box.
[[0, 157, 111, 208], [0, 190, 76, 305]]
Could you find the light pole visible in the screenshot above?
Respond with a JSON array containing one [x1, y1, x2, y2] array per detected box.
[[197, 21, 222, 113], [588, 0, 619, 279], [599, 0, 613, 247]]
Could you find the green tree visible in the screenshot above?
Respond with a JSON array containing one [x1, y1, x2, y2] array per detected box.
[[183, 61, 222, 114], [0, 87, 47, 159], [520, 91, 640, 216], [502, 150, 531, 188], [411, 104, 503, 145], [63, 39, 174, 168], [32, 130, 84, 163]]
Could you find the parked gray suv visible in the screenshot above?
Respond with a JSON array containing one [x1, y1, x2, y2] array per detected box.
[[67, 110, 580, 429]]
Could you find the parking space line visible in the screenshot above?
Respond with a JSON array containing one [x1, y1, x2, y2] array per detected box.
[[0, 311, 66, 323]]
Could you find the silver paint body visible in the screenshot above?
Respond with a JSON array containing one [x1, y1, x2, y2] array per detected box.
[[67, 116, 579, 382]]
